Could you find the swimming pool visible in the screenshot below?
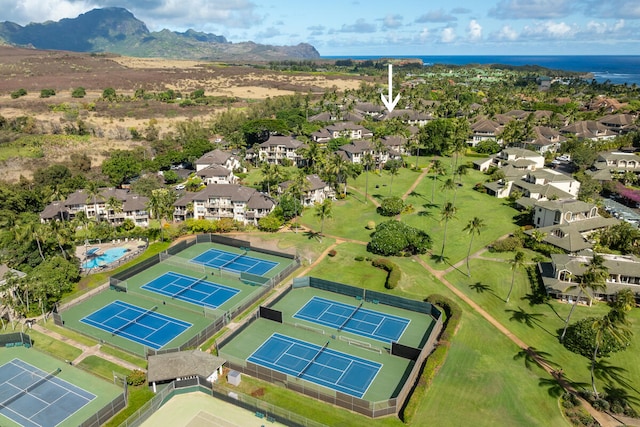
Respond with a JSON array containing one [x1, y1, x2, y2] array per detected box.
[[82, 247, 129, 269]]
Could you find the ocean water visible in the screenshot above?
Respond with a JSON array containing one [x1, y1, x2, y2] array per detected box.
[[324, 55, 640, 86]]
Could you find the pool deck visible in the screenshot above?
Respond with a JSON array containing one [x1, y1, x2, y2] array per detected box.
[[77, 239, 147, 274]]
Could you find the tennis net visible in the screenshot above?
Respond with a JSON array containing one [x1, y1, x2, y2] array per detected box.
[[219, 251, 246, 272], [112, 305, 158, 336], [160, 253, 207, 275], [297, 341, 329, 378], [0, 367, 62, 408], [173, 275, 208, 299], [337, 302, 363, 331]]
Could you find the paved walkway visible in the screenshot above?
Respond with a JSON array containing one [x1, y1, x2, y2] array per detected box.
[[31, 323, 143, 372]]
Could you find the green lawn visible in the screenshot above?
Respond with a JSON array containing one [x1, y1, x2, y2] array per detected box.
[[28, 328, 83, 361], [77, 355, 131, 381], [444, 258, 640, 410]]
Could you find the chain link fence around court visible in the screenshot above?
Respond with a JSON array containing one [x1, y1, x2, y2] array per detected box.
[[218, 277, 444, 418]]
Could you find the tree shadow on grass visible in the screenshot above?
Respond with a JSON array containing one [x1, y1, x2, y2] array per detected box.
[[469, 282, 504, 302], [603, 385, 640, 408], [303, 230, 322, 242], [514, 346, 560, 371], [430, 254, 450, 265], [407, 191, 426, 200], [592, 360, 640, 395], [506, 307, 555, 337]]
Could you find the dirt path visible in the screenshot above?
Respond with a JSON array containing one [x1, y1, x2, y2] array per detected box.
[[401, 167, 431, 201], [412, 256, 620, 427], [30, 323, 143, 372]]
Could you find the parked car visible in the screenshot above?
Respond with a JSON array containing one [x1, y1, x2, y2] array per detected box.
[[556, 155, 571, 162], [175, 184, 186, 190]]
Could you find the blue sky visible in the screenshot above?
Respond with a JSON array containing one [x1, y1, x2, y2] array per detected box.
[[2, 0, 640, 55]]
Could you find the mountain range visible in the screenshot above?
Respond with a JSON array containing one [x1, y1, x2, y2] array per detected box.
[[0, 7, 320, 61]]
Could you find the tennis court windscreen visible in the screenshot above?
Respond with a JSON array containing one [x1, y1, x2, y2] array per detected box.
[[259, 306, 282, 323], [391, 341, 421, 361]]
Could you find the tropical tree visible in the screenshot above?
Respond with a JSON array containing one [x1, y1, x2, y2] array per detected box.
[[314, 199, 333, 234], [438, 202, 457, 262], [386, 160, 401, 195], [46, 219, 72, 260], [430, 159, 446, 203], [463, 217, 486, 277], [560, 254, 609, 341], [105, 196, 123, 225], [147, 188, 177, 242], [85, 181, 104, 222], [506, 251, 525, 303], [362, 152, 374, 203], [441, 177, 456, 204], [590, 313, 631, 398]]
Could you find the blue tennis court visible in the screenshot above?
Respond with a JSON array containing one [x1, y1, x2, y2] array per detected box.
[[248, 333, 380, 398], [191, 248, 278, 276], [0, 358, 95, 427], [293, 296, 410, 343], [141, 271, 239, 309], [80, 300, 191, 350]]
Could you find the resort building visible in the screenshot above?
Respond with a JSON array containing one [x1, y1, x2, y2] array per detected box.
[[539, 252, 640, 304], [173, 184, 275, 225], [40, 188, 150, 227], [277, 174, 335, 206], [525, 200, 619, 253], [257, 135, 306, 166]]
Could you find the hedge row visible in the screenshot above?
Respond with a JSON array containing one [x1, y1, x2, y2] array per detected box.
[[401, 294, 461, 424], [371, 258, 401, 289]]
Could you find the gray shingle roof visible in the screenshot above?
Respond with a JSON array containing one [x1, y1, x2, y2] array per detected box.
[[147, 350, 225, 383]]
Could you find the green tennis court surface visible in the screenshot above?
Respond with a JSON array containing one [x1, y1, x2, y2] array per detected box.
[[0, 359, 95, 427]]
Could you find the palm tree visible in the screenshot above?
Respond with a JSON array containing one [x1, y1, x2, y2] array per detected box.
[[46, 219, 71, 259], [438, 202, 457, 262], [590, 313, 631, 398], [506, 251, 525, 303], [362, 152, 374, 203], [326, 153, 350, 198], [314, 199, 333, 235], [105, 196, 123, 226], [560, 254, 609, 341], [84, 181, 103, 222], [441, 177, 456, 204], [387, 161, 401, 196], [463, 217, 486, 277], [430, 159, 445, 203], [147, 188, 177, 242]]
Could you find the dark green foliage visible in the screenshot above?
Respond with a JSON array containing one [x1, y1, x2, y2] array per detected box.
[[126, 369, 146, 386], [258, 214, 283, 232], [162, 170, 179, 184], [597, 222, 640, 256], [101, 149, 142, 186], [40, 89, 56, 98], [474, 139, 502, 154], [71, 87, 86, 98], [11, 88, 27, 99], [367, 220, 432, 256], [490, 235, 523, 252], [378, 196, 404, 216], [371, 258, 400, 289], [562, 317, 629, 358], [102, 87, 117, 101], [33, 164, 72, 187]]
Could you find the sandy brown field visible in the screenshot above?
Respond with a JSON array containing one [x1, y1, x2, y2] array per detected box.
[[0, 47, 366, 181]]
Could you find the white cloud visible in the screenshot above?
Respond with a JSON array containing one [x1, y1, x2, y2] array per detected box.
[[489, 0, 573, 19], [521, 21, 575, 39], [441, 27, 456, 43], [338, 18, 377, 33], [418, 27, 430, 42], [467, 19, 482, 41], [494, 25, 518, 41], [416, 9, 456, 23], [383, 14, 403, 29]]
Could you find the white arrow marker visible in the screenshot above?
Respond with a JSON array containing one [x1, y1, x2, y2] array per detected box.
[[381, 63, 401, 112]]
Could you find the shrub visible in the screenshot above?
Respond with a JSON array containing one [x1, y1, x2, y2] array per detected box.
[[371, 258, 400, 289], [327, 249, 337, 257], [40, 88, 56, 98], [378, 196, 404, 216], [258, 214, 283, 232], [367, 220, 432, 256], [127, 369, 146, 386], [365, 220, 376, 230], [10, 88, 27, 99], [562, 316, 629, 358], [490, 235, 523, 252], [354, 256, 364, 261], [71, 87, 86, 98]]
